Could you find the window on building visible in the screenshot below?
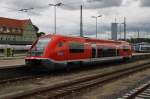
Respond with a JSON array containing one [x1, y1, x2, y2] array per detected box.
[[0, 27, 3, 32], [12, 28, 16, 34], [15, 28, 18, 34], [17, 29, 22, 34], [13, 37, 16, 41], [21, 29, 23, 33], [9, 28, 12, 33], [3, 27, 6, 33], [6, 28, 10, 33]]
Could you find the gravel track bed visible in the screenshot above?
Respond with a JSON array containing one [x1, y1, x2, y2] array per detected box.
[[0, 59, 150, 98], [63, 66, 150, 99]]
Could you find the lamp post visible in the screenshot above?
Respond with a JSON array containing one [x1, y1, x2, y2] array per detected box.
[[119, 23, 122, 39], [122, 17, 126, 40], [91, 15, 102, 38], [18, 8, 34, 12], [80, 5, 83, 37], [49, 3, 62, 34]]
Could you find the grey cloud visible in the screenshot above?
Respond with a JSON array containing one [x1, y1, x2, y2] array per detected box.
[[61, 0, 123, 10], [3, 0, 123, 11], [0, 0, 150, 38], [87, 0, 122, 7], [127, 22, 150, 33], [3, 0, 49, 13], [140, 0, 150, 7]]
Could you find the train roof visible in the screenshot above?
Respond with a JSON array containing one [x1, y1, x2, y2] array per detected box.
[[40, 34, 129, 45], [133, 42, 150, 45]]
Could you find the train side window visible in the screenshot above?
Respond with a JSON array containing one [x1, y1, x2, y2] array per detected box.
[[117, 49, 120, 56], [92, 47, 96, 58], [97, 48, 116, 57], [123, 49, 129, 51], [123, 46, 129, 51], [57, 42, 63, 47], [69, 42, 84, 53]]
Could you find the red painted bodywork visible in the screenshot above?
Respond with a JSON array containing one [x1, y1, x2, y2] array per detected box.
[[26, 34, 132, 62]]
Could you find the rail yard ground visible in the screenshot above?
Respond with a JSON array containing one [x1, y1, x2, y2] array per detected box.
[[0, 53, 149, 99], [0, 53, 149, 69], [0, 57, 149, 98], [63, 65, 150, 99]]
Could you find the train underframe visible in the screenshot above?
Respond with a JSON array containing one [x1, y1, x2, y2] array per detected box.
[[25, 55, 132, 71]]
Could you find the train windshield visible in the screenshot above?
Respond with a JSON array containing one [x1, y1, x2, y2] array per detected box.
[[33, 38, 51, 51]]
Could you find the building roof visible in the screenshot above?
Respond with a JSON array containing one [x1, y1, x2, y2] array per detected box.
[[0, 17, 30, 28]]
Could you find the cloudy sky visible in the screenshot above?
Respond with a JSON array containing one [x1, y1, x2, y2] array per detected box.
[[0, 0, 150, 39]]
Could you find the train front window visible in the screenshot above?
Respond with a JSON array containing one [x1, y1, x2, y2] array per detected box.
[[35, 38, 51, 51], [29, 38, 51, 56], [31, 38, 50, 52]]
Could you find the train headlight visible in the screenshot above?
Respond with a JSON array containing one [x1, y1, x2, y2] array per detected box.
[[27, 51, 43, 56]]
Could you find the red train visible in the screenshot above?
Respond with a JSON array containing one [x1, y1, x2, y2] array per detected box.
[[25, 34, 132, 69]]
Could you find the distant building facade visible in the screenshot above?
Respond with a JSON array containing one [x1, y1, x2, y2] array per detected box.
[[0, 17, 37, 45], [111, 23, 118, 40]]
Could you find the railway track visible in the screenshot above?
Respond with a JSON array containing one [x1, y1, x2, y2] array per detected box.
[[0, 54, 149, 86], [2, 60, 150, 99], [0, 66, 49, 85], [119, 81, 150, 99], [0, 74, 43, 85], [0, 59, 135, 85]]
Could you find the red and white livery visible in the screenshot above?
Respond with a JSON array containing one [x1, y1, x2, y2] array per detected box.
[[25, 34, 132, 69]]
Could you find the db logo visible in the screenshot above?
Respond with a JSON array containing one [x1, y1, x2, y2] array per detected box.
[[57, 51, 64, 56]]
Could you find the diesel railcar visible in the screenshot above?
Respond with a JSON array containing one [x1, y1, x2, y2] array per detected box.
[[133, 42, 150, 52], [25, 34, 132, 70]]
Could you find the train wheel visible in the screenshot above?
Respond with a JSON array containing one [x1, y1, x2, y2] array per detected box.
[[66, 61, 82, 71], [79, 61, 83, 66], [66, 62, 73, 71], [123, 56, 132, 62]]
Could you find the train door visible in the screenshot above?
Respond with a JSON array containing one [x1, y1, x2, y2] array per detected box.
[[91, 44, 97, 58], [55, 40, 68, 61], [116, 47, 120, 56]]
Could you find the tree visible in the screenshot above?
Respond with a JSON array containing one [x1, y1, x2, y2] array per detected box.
[[36, 32, 45, 37], [32, 25, 45, 37], [33, 25, 39, 32]]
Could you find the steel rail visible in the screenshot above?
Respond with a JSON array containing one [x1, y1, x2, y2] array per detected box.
[[0, 75, 42, 84], [0, 53, 150, 85], [7, 62, 150, 99], [119, 81, 150, 99]]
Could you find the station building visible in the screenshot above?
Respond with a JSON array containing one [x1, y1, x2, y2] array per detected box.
[[0, 17, 37, 45]]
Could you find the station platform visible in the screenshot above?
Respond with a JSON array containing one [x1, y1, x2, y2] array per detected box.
[[0, 57, 25, 69], [133, 53, 150, 56], [0, 53, 149, 69]]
